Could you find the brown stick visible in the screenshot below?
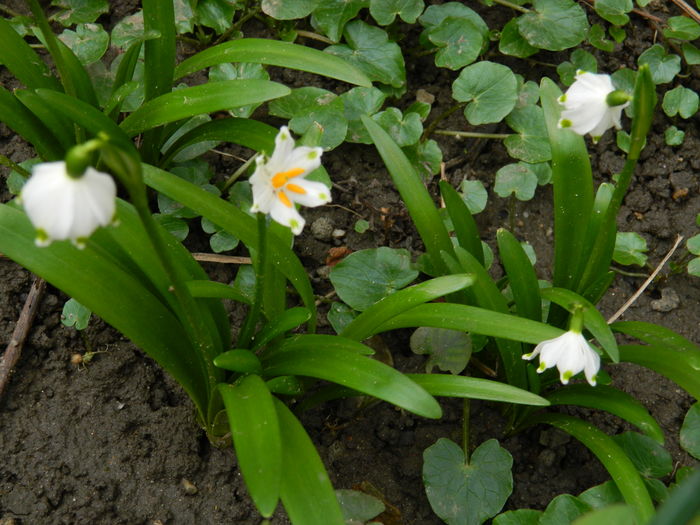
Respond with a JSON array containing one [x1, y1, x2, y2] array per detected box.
[[0, 276, 46, 398], [667, 0, 700, 24], [192, 253, 251, 264]]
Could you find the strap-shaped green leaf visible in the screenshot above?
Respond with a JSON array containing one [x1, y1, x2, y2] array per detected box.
[[340, 274, 474, 342], [528, 413, 654, 523], [107, 40, 142, 118], [175, 38, 371, 87], [14, 89, 75, 151], [540, 287, 619, 362], [0, 17, 60, 91], [540, 77, 593, 291], [547, 384, 664, 443], [220, 378, 281, 518], [275, 399, 345, 525], [264, 334, 374, 358], [143, 0, 175, 101], [142, 164, 317, 330], [407, 374, 549, 406], [375, 303, 563, 343], [612, 320, 700, 352], [648, 469, 700, 525], [363, 115, 454, 275], [56, 39, 99, 107], [440, 180, 484, 265], [120, 80, 291, 137], [252, 307, 311, 352], [497, 228, 541, 322], [186, 280, 251, 304], [0, 87, 63, 160], [262, 343, 442, 419]]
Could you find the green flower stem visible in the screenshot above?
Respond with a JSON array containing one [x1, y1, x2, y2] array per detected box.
[[568, 306, 584, 333], [237, 212, 268, 349], [222, 154, 256, 194], [433, 130, 510, 140], [490, 0, 531, 13], [0, 155, 30, 177]]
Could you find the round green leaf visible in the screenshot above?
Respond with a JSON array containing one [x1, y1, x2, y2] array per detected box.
[[638, 44, 681, 84], [61, 298, 91, 330], [404, 139, 443, 179], [613, 432, 673, 478], [372, 107, 423, 146], [452, 61, 518, 125], [336, 489, 385, 522], [663, 16, 700, 41], [495, 163, 538, 201], [195, 0, 236, 34], [410, 326, 471, 374], [662, 86, 699, 118], [682, 42, 700, 65], [588, 24, 615, 52], [499, 19, 538, 58], [557, 49, 598, 86], [613, 231, 648, 266], [58, 23, 109, 65], [329, 247, 418, 311], [311, 0, 369, 43], [370, 0, 424, 25], [594, 0, 633, 26], [419, 3, 489, 37], [423, 438, 513, 525], [51, 0, 109, 26], [689, 257, 700, 277], [426, 17, 485, 70], [665, 125, 685, 146], [209, 62, 270, 119], [541, 494, 592, 525], [461, 179, 488, 214], [262, 0, 321, 20], [516, 0, 588, 51], [504, 105, 552, 163], [680, 403, 700, 460], [494, 509, 542, 525], [687, 234, 700, 255]]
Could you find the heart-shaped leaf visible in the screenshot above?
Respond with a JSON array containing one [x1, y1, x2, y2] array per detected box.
[[638, 44, 681, 84], [680, 403, 700, 460], [516, 0, 588, 51], [410, 326, 472, 374], [452, 61, 518, 125]]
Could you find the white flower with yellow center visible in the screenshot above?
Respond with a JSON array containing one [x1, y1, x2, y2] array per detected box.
[[249, 126, 331, 235], [20, 161, 117, 249], [522, 330, 601, 386], [558, 71, 631, 143]]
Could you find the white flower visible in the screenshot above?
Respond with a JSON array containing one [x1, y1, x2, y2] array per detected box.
[[558, 71, 630, 142], [249, 126, 331, 235], [522, 330, 601, 386], [20, 161, 117, 249]]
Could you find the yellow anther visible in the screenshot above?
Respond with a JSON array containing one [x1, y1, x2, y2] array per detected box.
[[286, 183, 307, 195], [272, 167, 305, 189]]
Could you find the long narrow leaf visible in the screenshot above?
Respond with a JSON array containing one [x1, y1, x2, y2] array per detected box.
[[340, 274, 474, 341], [497, 228, 542, 322], [528, 413, 654, 523], [252, 308, 311, 352], [142, 164, 317, 329], [275, 399, 345, 525], [15, 89, 75, 151], [262, 344, 442, 419], [56, 39, 98, 107], [407, 374, 549, 406], [120, 80, 291, 137], [546, 384, 664, 443], [0, 17, 60, 91], [175, 38, 371, 87], [220, 378, 281, 518], [440, 180, 484, 265], [265, 334, 374, 358], [186, 280, 251, 304], [612, 320, 700, 352], [648, 469, 700, 525], [143, 0, 175, 101], [363, 115, 454, 274]]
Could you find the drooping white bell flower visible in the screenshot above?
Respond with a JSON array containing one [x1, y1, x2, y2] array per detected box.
[[558, 71, 631, 142], [20, 161, 117, 249], [249, 126, 331, 235], [522, 330, 601, 386]]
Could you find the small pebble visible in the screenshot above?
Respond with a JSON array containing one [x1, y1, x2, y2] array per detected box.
[[650, 288, 680, 312], [181, 478, 198, 495], [332, 228, 346, 238], [310, 217, 334, 241]]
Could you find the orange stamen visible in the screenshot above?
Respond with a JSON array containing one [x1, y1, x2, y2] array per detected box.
[[278, 191, 293, 208], [286, 183, 307, 195], [271, 167, 305, 189]]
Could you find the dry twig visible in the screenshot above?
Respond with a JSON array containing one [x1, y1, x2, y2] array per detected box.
[[192, 253, 251, 264]]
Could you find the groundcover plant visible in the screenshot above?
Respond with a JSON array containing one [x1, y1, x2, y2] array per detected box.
[[0, 0, 699, 523]]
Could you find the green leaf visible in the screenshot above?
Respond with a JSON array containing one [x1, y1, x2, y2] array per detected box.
[[497, 229, 541, 322], [493, 509, 542, 525], [540, 494, 592, 525], [311, 0, 369, 42], [423, 438, 513, 525], [214, 349, 263, 374], [612, 431, 672, 478], [578, 480, 623, 508], [252, 307, 312, 352], [688, 257, 700, 277], [504, 105, 551, 163], [612, 320, 700, 352], [441, 181, 484, 265], [0, 17, 61, 91], [494, 163, 538, 201], [557, 49, 598, 86], [404, 139, 443, 179], [647, 469, 700, 525], [682, 42, 700, 65], [516, 0, 588, 51], [370, 0, 424, 25], [325, 21, 406, 88], [262, 342, 442, 419], [408, 374, 549, 405], [341, 86, 387, 143], [120, 80, 290, 137], [663, 16, 700, 40], [372, 107, 423, 146], [452, 61, 518, 125], [426, 17, 485, 70], [638, 45, 681, 84], [588, 23, 615, 52], [274, 400, 344, 525], [61, 298, 91, 330], [594, 0, 633, 26], [209, 62, 270, 119], [499, 19, 538, 58], [195, 0, 236, 34], [461, 179, 488, 214], [419, 3, 489, 37], [665, 125, 685, 146], [58, 23, 109, 65], [662, 85, 699, 118], [51, 0, 109, 25], [185, 279, 251, 304], [688, 234, 700, 255], [262, 0, 321, 19], [175, 38, 371, 88], [327, 302, 358, 334], [329, 247, 418, 311], [680, 403, 700, 459], [613, 231, 648, 266], [336, 489, 385, 522], [410, 327, 471, 374]]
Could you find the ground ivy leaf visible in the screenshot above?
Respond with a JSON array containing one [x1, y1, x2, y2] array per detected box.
[[210, 63, 270, 118], [336, 489, 385, 522], [410, 326, 472, 374], [662, 85, 699, 118], [173, 0, 195, 34], [541, 494, 592, 524], [154, 214, 189, 241], [61, 298, 92, 330], [638, 44, 681, 84], [404, 139, 443, 179], [372, 107, 423, 146], [613, 432, 672, 478], [588, 23, 615, 52], [58, 23, 109, 66], [557, 48, 597, 86], [663, 16, 700, 41], [327, 302, 358, 334], [461, 179, 488, 214], [578, 480, 623, 509], [516, 0, 588, 51], [680, 403, 700, 459], [341, 86, 388, 143], [493, 509, 542, 525], [687, 233, 700, 255], [688, 257, 700, 277], [311, 0, 369, 42], [195, 0, 236, 34], [665, 125, 685, 146], [682, 42, 700, 65], [423, 438, 513, 525], [51, 0, 109, 26], [515, 79, 540, 108], [326, 20, 406, 88], [499, 19, 538, 58], [613, 231, 648, 266], [594, 0, 632, 26], [495, 163, 538, 200], [370, 0, 424, 25], [504, 105, 551, 163], [419, 2, 489, 36], [262, 0, 321, 20], [426, 17, 485, 70], [329, 247, 418, 311], [111, 10, 144, 49], [452, 61, 518, 125]]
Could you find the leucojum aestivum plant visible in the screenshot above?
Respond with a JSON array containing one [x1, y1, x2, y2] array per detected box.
[[2, 1, 700, 524]]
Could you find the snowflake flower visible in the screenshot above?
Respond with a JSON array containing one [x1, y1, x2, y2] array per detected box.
[[558, 71, 631, 142], [20, 161, 117, 248], [249, 126, 331, 235], [522, 330, 601, 386]]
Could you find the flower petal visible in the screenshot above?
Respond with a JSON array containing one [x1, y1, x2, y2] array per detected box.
[[285, 179, 331, 208]]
